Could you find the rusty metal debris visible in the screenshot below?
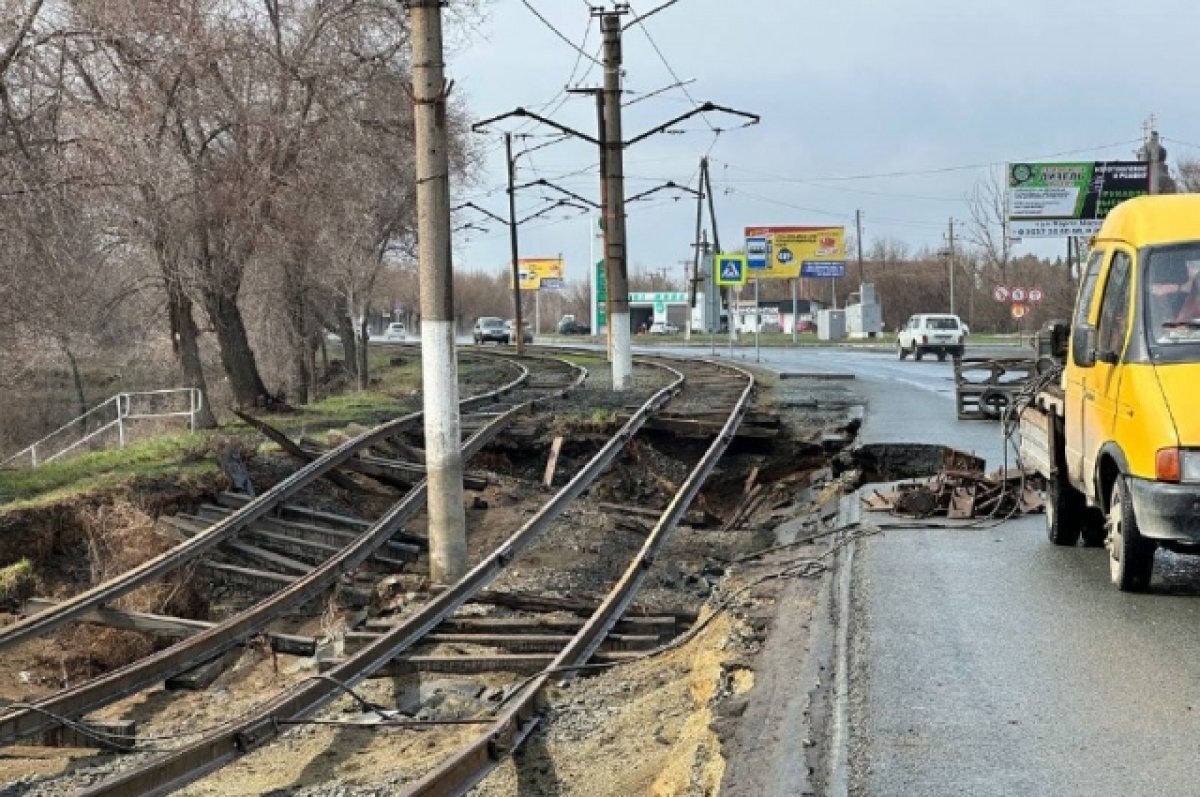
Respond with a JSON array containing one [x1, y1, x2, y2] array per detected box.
[[863, 464, 1043, 521]]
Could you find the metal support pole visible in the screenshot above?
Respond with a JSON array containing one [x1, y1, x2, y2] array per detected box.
[[791, 279, 797, 344], [948, 217, 956, 316], [505, 133, 526, 355], [856, 209, 865, 288], [117, 395, 126, 448], [754, 279, 761, 363], [601, 12, 632, 389], [410, 0, 467, 583]]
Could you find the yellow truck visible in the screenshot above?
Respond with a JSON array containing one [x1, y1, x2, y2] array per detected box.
[[1019, 195, 1200, 591]]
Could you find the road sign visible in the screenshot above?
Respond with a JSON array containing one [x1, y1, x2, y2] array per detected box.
[[1007, 161, 1150, 239], [1028, 287, 1045, 303], [1012, 304, 1028, 320], [746, 236, 769, 270], [992, 285, 1010, 303], [800, 261, 847, 279], [1011, 287, 1027, 303], [744, 226, 846, 279], [594, 259, 607, 328], [716, 253, 747, 287]]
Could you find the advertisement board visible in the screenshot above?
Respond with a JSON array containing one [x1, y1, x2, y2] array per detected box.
[[1006, 161, 1150, 238], [743, 226, 846, 279], [512, 257, 565, 291]]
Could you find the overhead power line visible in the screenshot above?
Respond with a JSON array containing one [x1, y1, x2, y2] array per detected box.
[[519, 0, 603, 65], [711, 139, 1143, 184], [626, 1, 716, 133]]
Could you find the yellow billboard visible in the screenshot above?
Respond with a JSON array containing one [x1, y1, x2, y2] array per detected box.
[[512, 257, 565, 291], [744, 226, 846, 280]]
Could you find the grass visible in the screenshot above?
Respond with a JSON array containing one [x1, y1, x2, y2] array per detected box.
[[0, 559, 34, 603], [0, 433, 216, 511], [0, 354, 430, 513]]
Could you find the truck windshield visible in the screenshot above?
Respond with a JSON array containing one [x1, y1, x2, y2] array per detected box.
[[1146, 244, 1200, 350]]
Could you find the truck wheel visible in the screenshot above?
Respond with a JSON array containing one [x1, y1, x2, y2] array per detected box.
[[914, 348, 924, 361], [1080, 509, 1108, 547], [1046, 476, 1083, 546], [1108, 477, 1155, 592], [897, 342, 908, 360], [937, 350, 947, 362]]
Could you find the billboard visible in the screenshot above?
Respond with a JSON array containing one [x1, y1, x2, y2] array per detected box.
[[1006, 161, 1150, 239], [512, 257, 565, 291], [743, 226, 846, 279]]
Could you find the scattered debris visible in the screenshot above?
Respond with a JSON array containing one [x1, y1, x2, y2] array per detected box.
[[863, 466, 1043, 520]]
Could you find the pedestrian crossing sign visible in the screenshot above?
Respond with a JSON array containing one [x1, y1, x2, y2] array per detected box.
[[715, 253, 747, 287]]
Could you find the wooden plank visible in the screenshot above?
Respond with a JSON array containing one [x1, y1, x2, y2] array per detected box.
[[190, 508, 411, 570], [543, 436, 564, 488], [595, 502, 708, 528], [463, 590, 698, 624], [197, 504, 419, 562], [319, 650, 642, 677], [342, 632, 660, 655], [223, 540, 314, 576], [233, 410, 359, 491], [165, 649, 240, 691], [217, 492, 429, 549], [40, 720, 137, 751], [21, 599, 317, 655], [363, 615, 676, 636]]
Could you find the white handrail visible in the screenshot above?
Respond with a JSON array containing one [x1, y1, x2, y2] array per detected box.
[[1, 388, 205, 469]]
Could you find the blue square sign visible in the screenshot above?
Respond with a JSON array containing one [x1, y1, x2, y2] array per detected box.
[[746, 236, 769, 270]]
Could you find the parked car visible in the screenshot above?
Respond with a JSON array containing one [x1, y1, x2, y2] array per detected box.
[[504, 319, 534, 344], [649, 321, 680, 335], [473, 316, 509, 345], [557, 319, 591, 335], [795, 320, 817, 334], [897, 313, 967, 361], [383, 322, 406, 341]]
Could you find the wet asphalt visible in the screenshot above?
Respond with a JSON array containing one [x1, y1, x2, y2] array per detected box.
[[653, 343, 1200, 797]]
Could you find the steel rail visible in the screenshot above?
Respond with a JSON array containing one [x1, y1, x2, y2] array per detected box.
[[0, 351, 527, 657], [0, 353, 538, 747], [76, 359, 682, 797], [402, 359, 756, 797]]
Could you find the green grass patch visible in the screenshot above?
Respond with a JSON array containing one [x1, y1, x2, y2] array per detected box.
[[0, 558, 34, 604], [0, 433, 216, 511]]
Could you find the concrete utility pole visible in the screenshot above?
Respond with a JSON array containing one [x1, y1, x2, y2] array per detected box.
[[505, 133, 526, 354], [856, 209, 865, 287], [601, 10, 632, 390], [409, 0, 467, 584], [947, 218, 957, 316], [1147, 126, 1164, 195]]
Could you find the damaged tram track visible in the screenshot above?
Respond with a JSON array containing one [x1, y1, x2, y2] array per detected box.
[[0, 351, 581, 748], [72, 356, 753, 797]]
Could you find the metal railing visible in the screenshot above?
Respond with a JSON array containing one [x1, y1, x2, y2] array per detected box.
[[1, 388, 205, 469]]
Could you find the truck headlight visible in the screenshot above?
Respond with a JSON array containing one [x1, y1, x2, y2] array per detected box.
[[1183, 451, 1200, 483]]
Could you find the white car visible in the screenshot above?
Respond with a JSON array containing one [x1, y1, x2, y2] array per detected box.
[[384, 322, 406, 340], [897, 314, 966, 361], [649, 321, 679, 335]]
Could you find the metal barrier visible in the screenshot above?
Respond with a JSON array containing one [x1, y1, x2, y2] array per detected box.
[[1, 388, 205, 468]]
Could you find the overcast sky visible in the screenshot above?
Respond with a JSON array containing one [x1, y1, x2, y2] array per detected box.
[[446, 0, 1200, 287]]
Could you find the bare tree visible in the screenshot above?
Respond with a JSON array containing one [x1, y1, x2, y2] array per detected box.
[[1176, 158, 1200, 193]]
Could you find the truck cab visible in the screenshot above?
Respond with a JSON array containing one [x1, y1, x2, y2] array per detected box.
[[1029, 195, 1200, 591]]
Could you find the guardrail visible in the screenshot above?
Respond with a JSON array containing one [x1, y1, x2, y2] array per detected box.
[[1, 388, 205, 468]]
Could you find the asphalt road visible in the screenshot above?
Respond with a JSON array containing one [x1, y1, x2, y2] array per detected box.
[[670, 343, 1200, 797]]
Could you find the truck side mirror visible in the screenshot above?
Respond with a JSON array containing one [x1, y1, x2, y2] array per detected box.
[[1072, 325, 1096, 368]]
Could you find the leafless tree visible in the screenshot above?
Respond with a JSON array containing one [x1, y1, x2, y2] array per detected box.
[[1176, 158, 1200, 193]]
